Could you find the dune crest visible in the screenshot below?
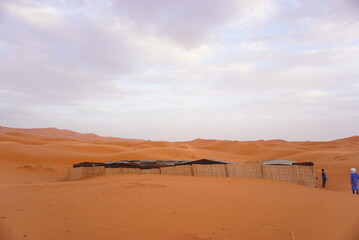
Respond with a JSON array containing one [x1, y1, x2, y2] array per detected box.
[[0, 126, 144, 143]]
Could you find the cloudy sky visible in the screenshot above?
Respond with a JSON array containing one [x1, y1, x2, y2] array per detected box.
[[1, 0, 358, 141]]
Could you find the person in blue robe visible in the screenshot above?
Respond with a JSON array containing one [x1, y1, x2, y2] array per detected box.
[[350, 168, 359, 194], [321, 169, 327, 188]]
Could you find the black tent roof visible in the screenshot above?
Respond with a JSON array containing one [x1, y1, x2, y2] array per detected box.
[[177, 159, 233, 165]]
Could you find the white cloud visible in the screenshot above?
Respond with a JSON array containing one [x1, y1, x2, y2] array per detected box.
[[110, 0, 241, 48], [0, 0, 358, 141], [4, 1, 65, 30]]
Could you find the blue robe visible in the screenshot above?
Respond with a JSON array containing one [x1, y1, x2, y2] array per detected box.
[[322, 173, 327, 180], [350, 173, 359, 190]]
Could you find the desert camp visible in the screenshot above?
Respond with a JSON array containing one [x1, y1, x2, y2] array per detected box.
[[69, 159, 318, 188]]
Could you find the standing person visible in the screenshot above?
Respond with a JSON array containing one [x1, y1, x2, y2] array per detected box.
[[350, 168, 359, 195], [321, 169, 327, 188]]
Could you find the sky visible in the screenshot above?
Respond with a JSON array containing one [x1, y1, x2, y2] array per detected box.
[[0, 0, 358, 141]]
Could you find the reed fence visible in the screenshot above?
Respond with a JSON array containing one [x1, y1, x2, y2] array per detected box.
[[160, 165, 193, 176], [140, 168, 161, 175], [192, 164, 227, 177], [68, 166, 105, 181], [105, 167, 141, 175], [68, 164, 318, 188], [263, 165, 317, 188], [226, 164, 263, 178]]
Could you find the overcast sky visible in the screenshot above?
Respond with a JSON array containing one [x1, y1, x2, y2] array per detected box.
[[1, 0, 358, 141]]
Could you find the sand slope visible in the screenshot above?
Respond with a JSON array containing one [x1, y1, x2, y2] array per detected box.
[[1, 175, 358, 240]]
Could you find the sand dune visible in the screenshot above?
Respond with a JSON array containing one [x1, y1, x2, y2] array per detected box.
[[0, 133, 50, 145], [46, 142, 131, 154], [0, 127, 358, 188], [0, 126, 358, 240], [189, 140, 271, 156], [0, 127, 143, 143]]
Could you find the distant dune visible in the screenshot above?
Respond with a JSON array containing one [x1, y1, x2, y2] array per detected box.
[[0, 126, 358, 240], [0, 126, 144, 143]]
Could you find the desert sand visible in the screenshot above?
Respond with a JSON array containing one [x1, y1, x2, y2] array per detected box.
[[0, 126, 358, 240]]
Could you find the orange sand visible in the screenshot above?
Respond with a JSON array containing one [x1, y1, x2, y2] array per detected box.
[[0, 127, 358, 240]]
